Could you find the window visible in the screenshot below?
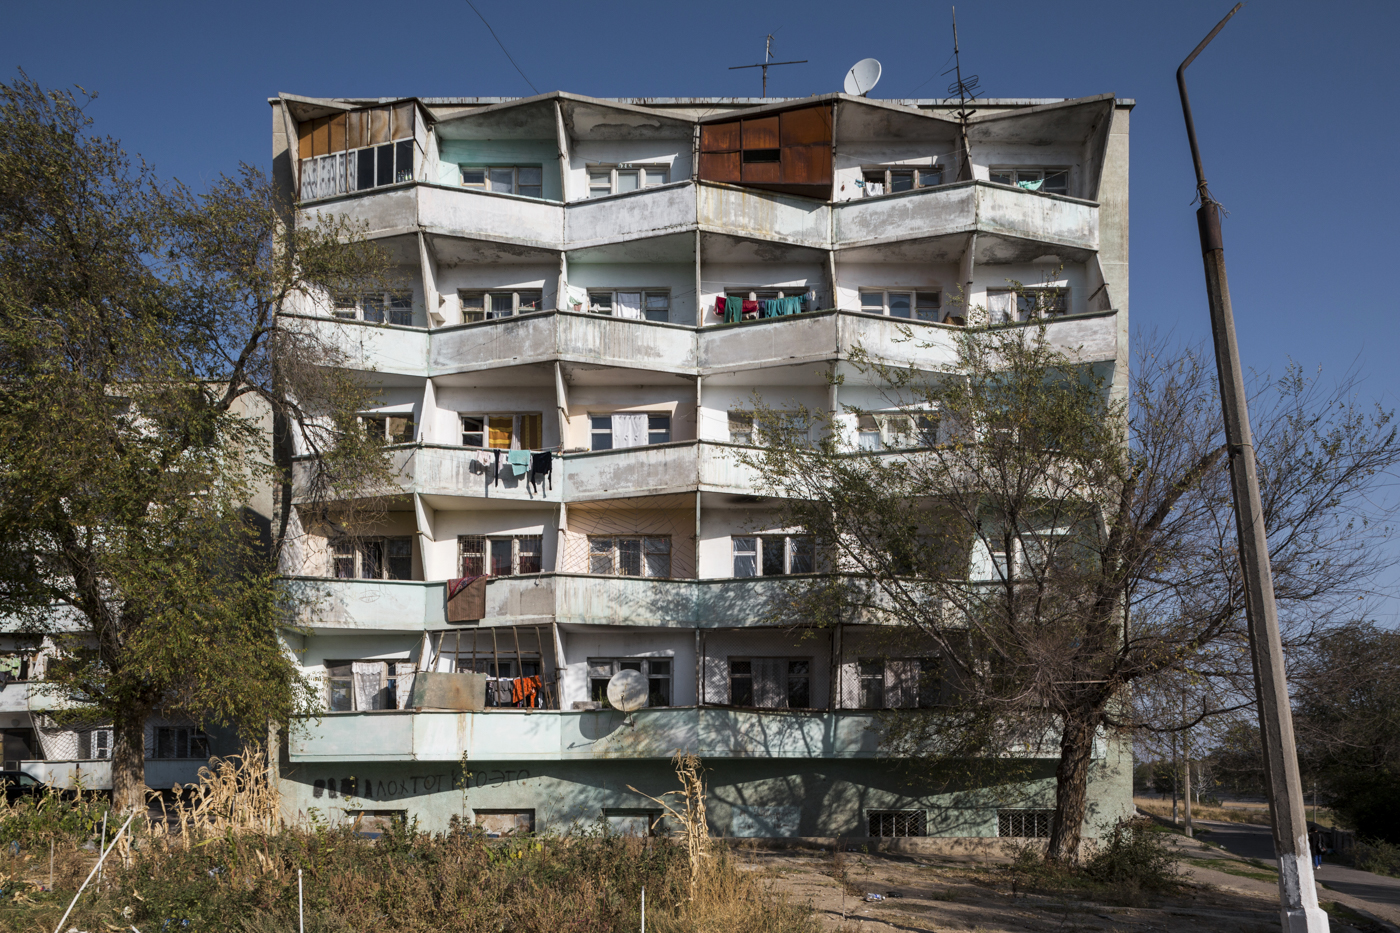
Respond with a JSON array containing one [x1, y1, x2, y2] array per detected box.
[[589, 413, 671, 450], [333, 291, 414, 326], [459, 534, 543, 576], [588, 536, 671, 577], [332, 537, 413, 580], [858, 659, 885, 709], [360, 414, 415, 443], [585, 289, 670, 323], [458, 413, 542, 450], [327, 663, 354, 712], [297, 104, 417, 201], [603, 809, 665, 836], [728, 658, 813, 709], [460, 165, 543, 198], [869, 810, 927, 837], [732, 535, 813, 577], [861, 166, 943, 195], [349, 810, 407, 835], [998, 809, 1054, 838], [588, 658, 671, 708], [855, 413, 940, 451], [475, 810, 535, 836], [988, 168, 1069, 196], [326, 660, 414, 711], [986, 287, 1069, 325], [78, 728, 112, 760], [154, 727, 211, 760], [858, 290, 942, 322], [458, 289, 545, 322], [728, 411, 754, 445], [586, 164, 669, 197]]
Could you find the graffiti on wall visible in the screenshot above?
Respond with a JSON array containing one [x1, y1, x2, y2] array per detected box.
[[309, 769, 532, 800]]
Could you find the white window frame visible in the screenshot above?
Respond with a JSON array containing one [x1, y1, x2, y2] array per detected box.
[[360, 413, 416, 443], [987, 167, 1069, 196], [857, 289, 942, 322], [986, 287, 1069, 325], [731, 535, 814, 577], [855, 412, 940, 450], [587, 535, 671, 578], [458, 289, 546, 322], [588, 657, 673, 708], [585, 289, 670, 323], [300, 139, 415, 201], [460, 165, 544, 198], [588, 412, 672, 450], [458, 534, 544, 577], [333, 290, 414, 326], [860, 165, 943, 195], [332, 537, 414, 580], [458, 412, 543, 450], [586, 163, 670, 198]]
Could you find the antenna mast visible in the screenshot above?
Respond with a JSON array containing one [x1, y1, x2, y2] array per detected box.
[[730, 34, 808, 98], [944, 7, 980, 180]]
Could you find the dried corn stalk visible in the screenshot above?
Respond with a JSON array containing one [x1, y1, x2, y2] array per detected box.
[[628, 752, 708, 895]]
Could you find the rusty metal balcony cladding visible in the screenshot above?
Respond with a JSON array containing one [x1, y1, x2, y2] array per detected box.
[[296, 179, 1097, 255], [287, 307, 1120, 382]]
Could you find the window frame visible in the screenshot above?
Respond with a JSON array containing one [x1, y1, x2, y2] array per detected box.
[[331, 536, 414, 581], [584, 288, 671, 323], [588, 657, 672, 708], [998, 808, 1055, 838], [586, 535, 672, 578], [458, 533, 544, 577], [588, 411, 673, 450], [987, 167, 1070, 196], [154, 726, 212, 760], [458, 289, 546, 323], [726, 657, 815, 709], [585, 163, 671, 198], [860, 165, 943, 194], [459, 165, 545, 199], [868, 809, 928, 838], [457, 412, 543, 450], [857, 289, 943, 322], [731, 535, 814, 577], [856, 411, 941, 451], [360, 413, 416, 444], [333, 290, 414, 326]]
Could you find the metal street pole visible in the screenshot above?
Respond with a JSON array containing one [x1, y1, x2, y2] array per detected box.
[[1177, 6, 1329, 932]]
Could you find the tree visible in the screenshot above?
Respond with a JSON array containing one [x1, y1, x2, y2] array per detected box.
[[0, 75, 392, 809], [1293, 622, 1400, 843], [738, 310, 1399, 861]]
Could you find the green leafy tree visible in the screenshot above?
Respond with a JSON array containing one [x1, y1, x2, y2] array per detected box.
[[737, 311, 1398, 862], [0, 74, 392, 809]]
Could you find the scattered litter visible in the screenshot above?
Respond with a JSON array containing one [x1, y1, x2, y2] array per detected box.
[[864, 893, 884, 901]]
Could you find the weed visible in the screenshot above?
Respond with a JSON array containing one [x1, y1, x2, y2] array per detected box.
[[1355, 838, 1400, 878]]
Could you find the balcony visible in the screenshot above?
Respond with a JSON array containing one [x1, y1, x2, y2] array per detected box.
[[288, 707, 889, 762], [428, 311, 697, 375], [284, 577, 446, 631], [696, 184, 831, 250], [563, 440, 763, 501], [0, 680, 30, 713], [832, 181, 1099, 256], [564, 183, 697, 249]]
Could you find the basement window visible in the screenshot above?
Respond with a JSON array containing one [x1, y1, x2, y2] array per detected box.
[[588, 536, 671, 577], [869, 810, 927, 837], [459, 534, 543, 576], [460, 165, 543, 199], [988, 168, 1068, 196], [728, 658, 812, 708], [332, 537, 413, 580], [475, 810, 535, 836], [459, 289, 545, 322], [587, 164, 669, 197], [998, 809, 1054, 838], [589, 658, 671, 707], [603, 809, 665, 836]]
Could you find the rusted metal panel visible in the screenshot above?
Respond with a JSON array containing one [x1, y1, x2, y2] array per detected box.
[[328, 112, 346, 154], [410, 672, 488, 711], [700, 121, 740, 152], [699, 151, 740, 183], [779, 106, 831, 146], [781, 144, 831, 185], [740, 159, 781, 184], [741, 116, 779, 150]]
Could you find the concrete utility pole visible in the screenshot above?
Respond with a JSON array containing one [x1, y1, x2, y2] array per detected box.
[[1176, 6, 1329, 932]]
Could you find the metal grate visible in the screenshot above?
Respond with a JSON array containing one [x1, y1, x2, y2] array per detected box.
[[998, 809, 1054, 838], [868, 809, 926, 838]]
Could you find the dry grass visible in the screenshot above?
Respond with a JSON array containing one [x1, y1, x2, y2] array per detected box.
[[1135, 797, 1273, 826]]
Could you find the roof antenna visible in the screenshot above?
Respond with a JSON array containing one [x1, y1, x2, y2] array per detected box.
[[943, 6, 980, 180], [730, 34, 808, 98]]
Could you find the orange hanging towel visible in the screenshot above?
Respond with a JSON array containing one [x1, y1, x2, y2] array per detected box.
[[511, 675, 542, 707]]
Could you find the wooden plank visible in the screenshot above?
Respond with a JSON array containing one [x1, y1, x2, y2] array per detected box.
[[741, 116, 779, 150], [297, 120, 313, 161], [392, 102, 414, 141], [700, 121, 741, 152], [328, 112, 347, 154], [779, 106, 831, 146], [311, 116, 329, 158]]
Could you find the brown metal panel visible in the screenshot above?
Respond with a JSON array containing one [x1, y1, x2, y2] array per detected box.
[[392, 102, 414, 141], [311, 117, 329, 157], [370, 107, 390, 145], [699, 151, 741, 183], [779, 106, 831, 146], [700, 121, 741, 152], [346, 110, 364, 150], [741, 116, 779, 150], [297, 121, 313, 161], [328, 112, 347, 153], [781, 144, 832, 185], [741, 159, 782, 184]]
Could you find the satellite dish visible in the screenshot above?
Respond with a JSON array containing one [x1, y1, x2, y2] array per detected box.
[[606, 669, 648, 724], [843, 58, 882, 97]]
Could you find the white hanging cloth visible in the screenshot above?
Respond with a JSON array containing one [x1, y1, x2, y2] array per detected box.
[[352, 661, 386, 710], [611, 413, 648, 448], [986, 290, 1017, 325], [616, 292, 643, 320], [565, 283, 589, 311], [395, 661, 417, 710]]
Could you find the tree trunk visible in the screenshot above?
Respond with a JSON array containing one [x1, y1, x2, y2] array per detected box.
[[1046, 716, 1096, 862], [111, 711, 148, 813]]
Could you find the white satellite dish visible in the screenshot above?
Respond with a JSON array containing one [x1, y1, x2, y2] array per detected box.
[[606, 669, 648, 724], [843, 58, 882, 97]]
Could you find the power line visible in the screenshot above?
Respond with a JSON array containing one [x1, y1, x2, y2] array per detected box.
[[462, 0, 540, 96]]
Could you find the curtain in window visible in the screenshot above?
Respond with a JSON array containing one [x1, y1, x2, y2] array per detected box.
[[886, 659, 922, 709], [352, 661, 386, 710], [986, 291, 1016, 325], [752, 658, 786, 709], [611, 413, 648, 448], [616, 292, 644, 320]]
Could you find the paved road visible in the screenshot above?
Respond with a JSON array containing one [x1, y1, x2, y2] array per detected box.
[[1196, 818, 1400, 914]]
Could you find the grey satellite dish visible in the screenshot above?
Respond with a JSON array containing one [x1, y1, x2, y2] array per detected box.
[[606, 669, 648, 724], [843, 58, 882, 97]]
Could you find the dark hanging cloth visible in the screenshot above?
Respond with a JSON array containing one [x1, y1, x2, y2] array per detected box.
[[528, 451, 553, 495], [492, 448, 503, 487], [446, 575, 487, 623]]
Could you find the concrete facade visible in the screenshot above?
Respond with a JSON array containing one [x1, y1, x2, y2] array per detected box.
[[273, 90, 1134, 840]]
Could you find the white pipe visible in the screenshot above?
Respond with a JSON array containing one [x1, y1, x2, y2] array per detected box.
[[641, 886, 645, 933], [299, 868, 304, 933], [51, 810, 136, 933]]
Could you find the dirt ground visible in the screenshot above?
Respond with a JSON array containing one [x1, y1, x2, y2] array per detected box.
[[736, 834, 1399, 933]]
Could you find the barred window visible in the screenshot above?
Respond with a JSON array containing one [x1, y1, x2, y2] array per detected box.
[[868, 810, 926, 838], [588, 536, 670, 577], [998, 809, 1054, 838], [459, 534, 543, 577]]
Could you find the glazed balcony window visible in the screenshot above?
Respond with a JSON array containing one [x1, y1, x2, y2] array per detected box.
[[988, 168, 1069, 196], [858, 166, 943, 196], [460, 165, 543, 199], [853, 658, 945, 709], [460, 413, 542, 450], [333, 291, 413, 326], [153, 727, 210, 760], [586, 164, 669, 197], [359, 414, 415, 444], [588, 535, 670, 578], [459, 534, 543, 577], [589, 412, 671, 450], [297, 103, 417, 201], [858, 289, 942, 322], [731, 535, 813, 577], [586, 289, 669, 322], [325, 660, 415, 711], [986, 287, 1068, 325], [458, 289, 545, 322], [332, 537, 413, 580], [588, 658, 671, 708], [728, 658, 811, 709], [856, 412, 939, 451]]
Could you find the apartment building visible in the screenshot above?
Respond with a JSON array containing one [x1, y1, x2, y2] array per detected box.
[[273, 89, 1133, 841]]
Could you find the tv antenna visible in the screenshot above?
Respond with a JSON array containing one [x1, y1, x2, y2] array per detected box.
[[730, 34, 807, 98], [943, 6, 980, 180]]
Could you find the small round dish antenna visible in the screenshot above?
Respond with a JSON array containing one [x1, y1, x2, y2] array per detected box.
[[843, 58, 882, 97], [606, 669, 649, 725]]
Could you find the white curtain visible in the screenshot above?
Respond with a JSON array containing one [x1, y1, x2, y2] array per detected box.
[[753, 658, 786, 709], [611, 413, 648, 448], [616, 291, 643, 320], [886, 659, 921, 709], [986, 290, 1016, 325], [352, 661, 385, 711]]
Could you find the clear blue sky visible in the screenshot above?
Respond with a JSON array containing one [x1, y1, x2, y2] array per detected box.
[[5, 0, 1399, 613]]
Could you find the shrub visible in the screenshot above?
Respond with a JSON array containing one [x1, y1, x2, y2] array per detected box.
[[1084, 818, 1181, 892], [1356, 837, 1400, 878]]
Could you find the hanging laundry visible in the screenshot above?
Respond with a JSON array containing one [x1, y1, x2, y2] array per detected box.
[[723, 297, 742, 324], [715, 296, 727, 318], [511, 675, 542, 707], [492, 448, 505, 487], [528, 451, 553, 495], [759, 299, 778, 318], [741, 300, 759, 320], [566, 283, 590, 311], [507, 449, 531, 477], [446, 575, 487, 623]]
